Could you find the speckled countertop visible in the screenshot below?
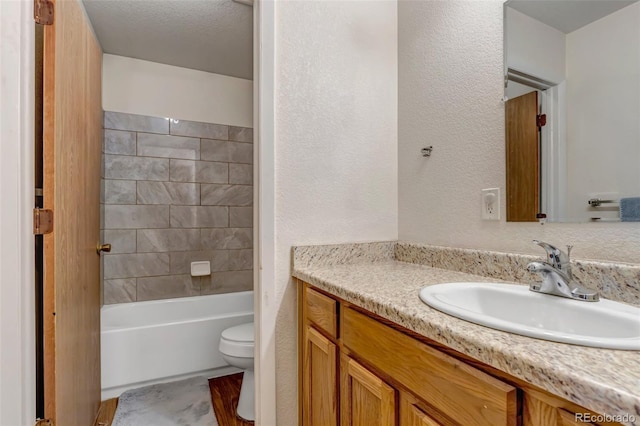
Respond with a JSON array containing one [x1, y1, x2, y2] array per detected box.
[[293, 258, 640, 424]]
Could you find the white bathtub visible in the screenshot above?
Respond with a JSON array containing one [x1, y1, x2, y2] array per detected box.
[[101, 291, 253, 399]]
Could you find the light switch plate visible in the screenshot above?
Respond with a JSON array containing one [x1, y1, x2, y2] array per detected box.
[[482, 188, 500, 220]]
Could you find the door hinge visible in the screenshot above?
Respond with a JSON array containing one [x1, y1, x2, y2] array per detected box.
[[35, 419, 53, 426], [34, 0, 54, 25], [33, 208, 53, 235], [537, 114, 547, 127]]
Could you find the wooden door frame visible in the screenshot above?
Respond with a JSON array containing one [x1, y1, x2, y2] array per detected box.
[[0, 0, 37, 424]]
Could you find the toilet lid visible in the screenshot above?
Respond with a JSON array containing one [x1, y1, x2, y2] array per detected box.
[[221, 322, 254, 343]]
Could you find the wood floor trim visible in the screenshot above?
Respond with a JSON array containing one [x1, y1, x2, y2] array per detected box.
[[94, 398, 117, 426]]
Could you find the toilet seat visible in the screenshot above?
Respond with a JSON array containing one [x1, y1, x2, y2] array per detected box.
[[221, 323, 254, 343], [219, 322, 254, 358]]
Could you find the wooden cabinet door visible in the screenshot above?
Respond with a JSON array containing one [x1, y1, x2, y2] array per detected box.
[[42, 0, 103, 424], [400, 393, 442, 426], [341, 355, 396, 426], [342, 307, 517, 426], [558, 410, 596, 426], [524, 392, 601, 426], [303, 326, 338, 426]]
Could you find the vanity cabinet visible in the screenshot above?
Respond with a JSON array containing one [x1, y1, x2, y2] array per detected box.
[[298, 280, 621, 426]]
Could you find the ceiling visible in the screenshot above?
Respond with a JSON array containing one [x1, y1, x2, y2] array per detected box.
[[83, 0, 253, 80], [507, 0, 638, 33]]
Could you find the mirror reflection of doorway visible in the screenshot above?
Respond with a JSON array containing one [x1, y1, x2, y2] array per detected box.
[[34, 22, 45, 421], [504, 0, 640, 223], [505, 69, 557, 222], [506, 87, 540, 222]]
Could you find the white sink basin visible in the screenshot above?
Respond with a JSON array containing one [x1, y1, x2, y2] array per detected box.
[[419, 282, 640, 350]]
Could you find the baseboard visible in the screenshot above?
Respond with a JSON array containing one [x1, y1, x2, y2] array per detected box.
[[101, 365, 242, 400]]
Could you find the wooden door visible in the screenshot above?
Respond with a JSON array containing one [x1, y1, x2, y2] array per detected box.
[[399, 393, 442, 426], [341, 355, 396, 426], [42, 0, 103, 424], [506, 91, 540, 222], [303, 326, 338, 426]]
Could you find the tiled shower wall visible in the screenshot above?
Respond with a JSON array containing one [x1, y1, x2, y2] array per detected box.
[[100, 111, 253, 304]]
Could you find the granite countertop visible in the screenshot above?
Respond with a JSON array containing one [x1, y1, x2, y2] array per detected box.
[[293, 260, 640, 424]]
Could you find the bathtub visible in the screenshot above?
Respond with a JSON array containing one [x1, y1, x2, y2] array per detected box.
[[101, 291, 253, 399]]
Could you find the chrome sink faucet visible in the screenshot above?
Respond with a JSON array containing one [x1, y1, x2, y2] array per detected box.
[[527, 240, 599, 302]]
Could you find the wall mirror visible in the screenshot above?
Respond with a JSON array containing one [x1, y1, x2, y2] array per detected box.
[[504, 0, 640, 223]]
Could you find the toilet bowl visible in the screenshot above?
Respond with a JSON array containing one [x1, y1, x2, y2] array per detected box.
[[219, 322, 254, 421]]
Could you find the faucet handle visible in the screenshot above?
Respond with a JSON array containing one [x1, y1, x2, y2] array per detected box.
[[566, 245, 573, 261], [532, 240, 573, 278], [533, 240, 559, 264], [532, 240, 568, 267]]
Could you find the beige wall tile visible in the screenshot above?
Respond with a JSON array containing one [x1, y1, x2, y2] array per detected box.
[[200, 139, 228, 162], [104, 111, 169, 134], [229, 126, 253, 143], [228, 142, 253, 164], [170, 206, 229, 228], [137, 133, 200, 160], [104, 129, 136, 155], [137, 181, 200, 205], [230, 207, 253, 227], [104, 279, 136, 304], [137, 274, 201, 301], [229, 249, 253, 271], [201, 140, 253, 164], [104, 179, 136, 204], [201, 228, 252, 250], [201, 184, 252, 206], [104, 253, 170, 279], [170, 119, 228, 140], [103, 230, 137, 254], [104, 205, 170, 229], [170, 159, 228, 184], [229, 164, 253, 185], [104, 154, 169, 181], [201, 270, 253, 295], [137, 229, 201, 253]]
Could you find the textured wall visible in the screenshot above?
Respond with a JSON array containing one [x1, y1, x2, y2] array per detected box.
[[398, 0, 640, 264], [275, 0, 398, 423], [102, 55, 253, 128], [101, 111, 254, 303]]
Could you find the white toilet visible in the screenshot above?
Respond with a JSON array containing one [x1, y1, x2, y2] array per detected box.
[[219, 322, 254, 421]]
